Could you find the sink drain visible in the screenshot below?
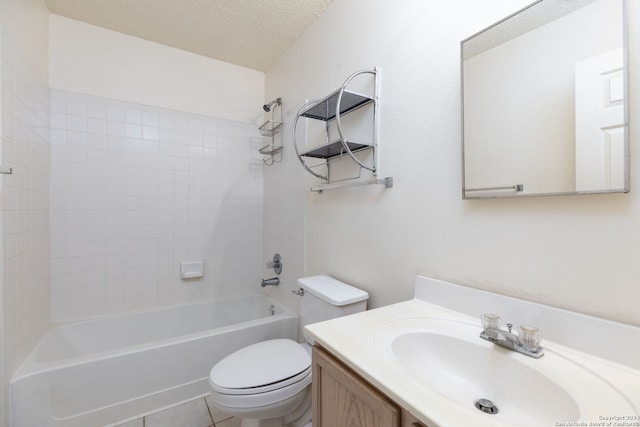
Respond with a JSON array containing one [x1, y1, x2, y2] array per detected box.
[[474, 398, 499, 415]]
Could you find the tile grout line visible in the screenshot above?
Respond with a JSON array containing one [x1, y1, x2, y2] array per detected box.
[[203, 396, 215, 427]]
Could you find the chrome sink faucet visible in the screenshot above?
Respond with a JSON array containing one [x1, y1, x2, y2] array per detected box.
[[480, 314, 544, 359]]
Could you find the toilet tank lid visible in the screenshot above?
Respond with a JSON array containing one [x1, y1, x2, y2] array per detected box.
[[297, 275, 369, 306]]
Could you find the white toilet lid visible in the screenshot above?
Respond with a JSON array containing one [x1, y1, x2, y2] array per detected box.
[[210, 339, 311, 393]]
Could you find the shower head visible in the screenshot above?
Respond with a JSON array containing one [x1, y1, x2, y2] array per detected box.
[[263, 97, 281, 112]]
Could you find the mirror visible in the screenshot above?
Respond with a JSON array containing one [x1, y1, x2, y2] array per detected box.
[[462, 0, 628, 199]]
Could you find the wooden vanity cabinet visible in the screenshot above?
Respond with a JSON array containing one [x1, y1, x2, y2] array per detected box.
[[402, 412, 429, 427], [312, 345, 429, 427]]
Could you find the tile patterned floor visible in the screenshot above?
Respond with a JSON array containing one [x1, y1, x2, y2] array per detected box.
[[113, 395, 241, 427]]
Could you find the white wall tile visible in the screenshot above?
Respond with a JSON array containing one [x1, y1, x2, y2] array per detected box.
[[50, 89, 263, 321], [87, 118, 107, 134], [125, 109, 142, 124], [1, 30, 51, 395], [87, 102, 107, 119], [66, 98, 87, 117], [107, 106, 126, 122]]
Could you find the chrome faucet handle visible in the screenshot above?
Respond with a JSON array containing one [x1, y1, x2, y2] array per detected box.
[[481, 313, 500, 338], [518, 325, 542, 350], [507, 323, 513, 333], [266, 253, 282, 275], [291, 288, 304, 296]]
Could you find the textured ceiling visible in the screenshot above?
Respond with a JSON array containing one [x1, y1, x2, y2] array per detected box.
[[44, 0, 335, 71]]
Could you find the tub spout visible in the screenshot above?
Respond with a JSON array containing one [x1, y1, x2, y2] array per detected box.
[[261, 277, 279, 287]]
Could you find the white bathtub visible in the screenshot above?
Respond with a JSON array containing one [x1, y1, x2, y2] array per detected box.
[[10, 295, 298, 427]]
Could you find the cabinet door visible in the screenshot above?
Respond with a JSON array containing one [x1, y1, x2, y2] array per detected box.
[[312, 345, 400, 427], [401, 409, 429, 427]]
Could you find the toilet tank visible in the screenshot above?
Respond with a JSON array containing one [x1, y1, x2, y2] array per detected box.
[[298, 275, 369, 343]]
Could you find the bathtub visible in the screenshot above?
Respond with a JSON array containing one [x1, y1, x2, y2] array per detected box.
[[10, 295, 298, 427]]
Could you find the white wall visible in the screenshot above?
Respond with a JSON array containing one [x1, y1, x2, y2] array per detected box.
[[0, 0, 49, 83], [0, 1, 50, 425], [49, 15, 265, 124], [265, 0, 640, 327]]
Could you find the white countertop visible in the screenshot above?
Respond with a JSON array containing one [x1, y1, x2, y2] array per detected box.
[[304, 276, 640, 427]]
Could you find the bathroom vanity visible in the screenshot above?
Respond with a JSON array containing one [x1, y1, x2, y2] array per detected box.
[[312, 344, 426, 427], [305, 276, 640, 427]]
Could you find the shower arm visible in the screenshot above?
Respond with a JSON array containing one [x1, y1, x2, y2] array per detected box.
[[263, 98, 281, 113]]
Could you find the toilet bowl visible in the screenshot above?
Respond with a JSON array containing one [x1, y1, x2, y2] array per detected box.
[[209, 339, 312, 424], [208, 275, 369, 427]]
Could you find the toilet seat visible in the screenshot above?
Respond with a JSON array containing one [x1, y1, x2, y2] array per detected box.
[[209, 339, 311, 401], [210, 371, 311, 410], [211, 367, 311, 395]]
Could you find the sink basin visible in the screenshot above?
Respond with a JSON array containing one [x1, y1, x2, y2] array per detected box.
[[375, 318, 636, 426]]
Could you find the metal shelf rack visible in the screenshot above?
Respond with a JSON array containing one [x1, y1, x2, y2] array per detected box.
[[259, 100, 283, 165], [293, 67, 392, 192]]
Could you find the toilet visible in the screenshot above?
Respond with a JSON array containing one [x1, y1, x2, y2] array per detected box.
[[208, 275, 369, 427]]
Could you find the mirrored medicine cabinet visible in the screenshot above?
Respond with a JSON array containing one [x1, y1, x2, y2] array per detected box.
[[462, 0, 628, 199]]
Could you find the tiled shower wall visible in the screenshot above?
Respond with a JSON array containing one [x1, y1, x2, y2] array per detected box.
[[50, 89, 264, 322], [1, 30, 51, 388]]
